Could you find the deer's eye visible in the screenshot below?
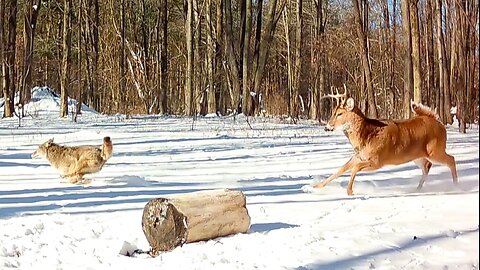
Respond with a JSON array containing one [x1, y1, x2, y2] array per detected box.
[[337, 112, 344, 117]]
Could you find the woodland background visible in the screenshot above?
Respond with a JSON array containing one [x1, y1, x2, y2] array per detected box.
[[0, 0, 478, 132]]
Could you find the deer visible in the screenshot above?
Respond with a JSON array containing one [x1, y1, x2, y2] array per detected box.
[[310, 86, 458, 196]]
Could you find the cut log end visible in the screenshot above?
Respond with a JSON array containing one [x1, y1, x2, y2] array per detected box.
[[142, 189, 251, 254], [142, 198, 188, 254]]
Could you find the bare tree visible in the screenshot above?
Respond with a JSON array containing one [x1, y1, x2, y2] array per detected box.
[[60, 0, 72, 117], [293, 0, 303, 118], [352, 0, 377, 118], [252, 0, 285, 114], [241, 0, 253, 115], [401, 0, 413, 118], [20, 0, 42, 113], [185, 0, 194, 115], [410, 0, 422, 103], [2, 0, 17, 118]]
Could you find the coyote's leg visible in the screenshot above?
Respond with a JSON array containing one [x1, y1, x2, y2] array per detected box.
[[414, 158, 432, 190], [68, 174, 84, 184], [313, 156, 356, 189]]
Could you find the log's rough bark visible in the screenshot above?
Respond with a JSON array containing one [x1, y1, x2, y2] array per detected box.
[[142, 189, 251, 255]]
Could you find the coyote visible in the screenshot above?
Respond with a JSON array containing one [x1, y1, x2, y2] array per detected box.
[[32, 137, 113, 183]]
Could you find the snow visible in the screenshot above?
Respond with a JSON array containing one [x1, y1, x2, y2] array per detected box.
[[0, 88, 478, 269]]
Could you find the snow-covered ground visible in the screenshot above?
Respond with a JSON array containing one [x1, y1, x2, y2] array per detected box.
[[0, 89, 478, 269]]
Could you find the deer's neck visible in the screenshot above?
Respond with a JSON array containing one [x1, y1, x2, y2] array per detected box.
[[344, 112, 378, 151]]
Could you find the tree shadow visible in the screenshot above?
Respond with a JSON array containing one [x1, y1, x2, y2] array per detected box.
[[249, 222, 299, 233], [294, 227, 479, 270]]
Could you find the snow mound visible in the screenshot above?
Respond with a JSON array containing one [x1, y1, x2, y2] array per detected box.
[[0, 86, 97, 117]]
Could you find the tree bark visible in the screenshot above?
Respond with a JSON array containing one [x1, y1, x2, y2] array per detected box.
[[59, 0, 72, 118], [252, 0, 284, 114], [352, 0, 377, 118], [185, 0, 194, 115], [293, 0, 303, 118], [142, 189, 251, 255], [2, 0, 17, 118], [159, 0, 168, 114], [401, 0, 413, 119], [206, 0, 216, 114], [434, 0, 448, 123], [0, 0, 6, 115], [241, 0, 253, 115], [21, 0, 41, 112], [425, 0, 435, 105], [224, 0, 241, 114], [410, 0, 422, 103]]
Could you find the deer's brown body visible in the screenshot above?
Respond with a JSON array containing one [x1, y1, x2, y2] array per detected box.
[[32, 137, 113, 183], [314, 91, 458, 195]]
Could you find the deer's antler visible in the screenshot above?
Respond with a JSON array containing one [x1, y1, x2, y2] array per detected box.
[[321, 84, 348, 106]]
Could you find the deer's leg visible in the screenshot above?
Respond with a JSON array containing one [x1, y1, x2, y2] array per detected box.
[[427, 152, 458, 184], [414, 158, 433, 190], [346, 161, 381, 196], [313, 156, 357, 189]]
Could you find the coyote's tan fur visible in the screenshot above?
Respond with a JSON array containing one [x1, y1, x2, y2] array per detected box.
[[313, 87, 458, 195], [32, 137, 113, 183]]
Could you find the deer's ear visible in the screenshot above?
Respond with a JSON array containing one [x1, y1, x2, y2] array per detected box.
[[346, 98, 355, 111]]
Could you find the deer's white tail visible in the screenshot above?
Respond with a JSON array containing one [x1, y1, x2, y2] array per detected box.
[[411, 102, 440, 121]]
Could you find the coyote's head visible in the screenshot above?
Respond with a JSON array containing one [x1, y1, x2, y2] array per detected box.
[[31, 138, 54, 159]]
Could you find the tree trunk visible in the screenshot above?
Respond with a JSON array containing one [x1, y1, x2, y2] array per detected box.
[[293, 0, 303, 118], [224, 0, 241, 114], [21, 0, 41, 113], [352, 0, 377, 118], [252, 0, 284, 114], [75, 0, 83, 121], [410, 0, 422, 103], [142, 189, 251, 255], [434, 0, 448, 123], [401, 0, 413, 119], [241, 0, 253, 115], [59, 0, 72, 118], [283, 3, 293, 116], [2, 0, 17, 118], [0, 0, 5, 115], [310, 0, 325, 121], [158, 0, 168, 114], [214, 0, 223, 115], [206, 0, 216, 114], [425, 0, 435, 106], [119, 0, 126, 115], [185, 0, 194, 115]]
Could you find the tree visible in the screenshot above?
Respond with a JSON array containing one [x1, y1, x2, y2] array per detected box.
[[352, 0, 377, 118], [401, 0, 413, 118], [59, 0, 72, 117], [20, 0, 42, 113], [410, 0, 422, 103], [185, 0, 194, 115], [2, 0, 17, 118], [293, 0, 302, 118]]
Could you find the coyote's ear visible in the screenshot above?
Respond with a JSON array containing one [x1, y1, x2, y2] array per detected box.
[[46, 138, 54, 146]]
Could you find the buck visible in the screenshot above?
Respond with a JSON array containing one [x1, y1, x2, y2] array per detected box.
[[312, 86, 458, 196]]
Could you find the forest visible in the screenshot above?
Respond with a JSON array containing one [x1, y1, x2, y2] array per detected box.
[[0, 0, 478, 132]]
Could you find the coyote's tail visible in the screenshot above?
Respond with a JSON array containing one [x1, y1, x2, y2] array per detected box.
[[101, 137, 113, 160], [411, 101, 440, 121]]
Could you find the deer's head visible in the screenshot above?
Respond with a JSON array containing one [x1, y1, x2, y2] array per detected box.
[[323, 85, 356, 132]]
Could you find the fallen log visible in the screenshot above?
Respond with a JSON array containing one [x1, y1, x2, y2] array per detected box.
[[142, 189, 250, 254]]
